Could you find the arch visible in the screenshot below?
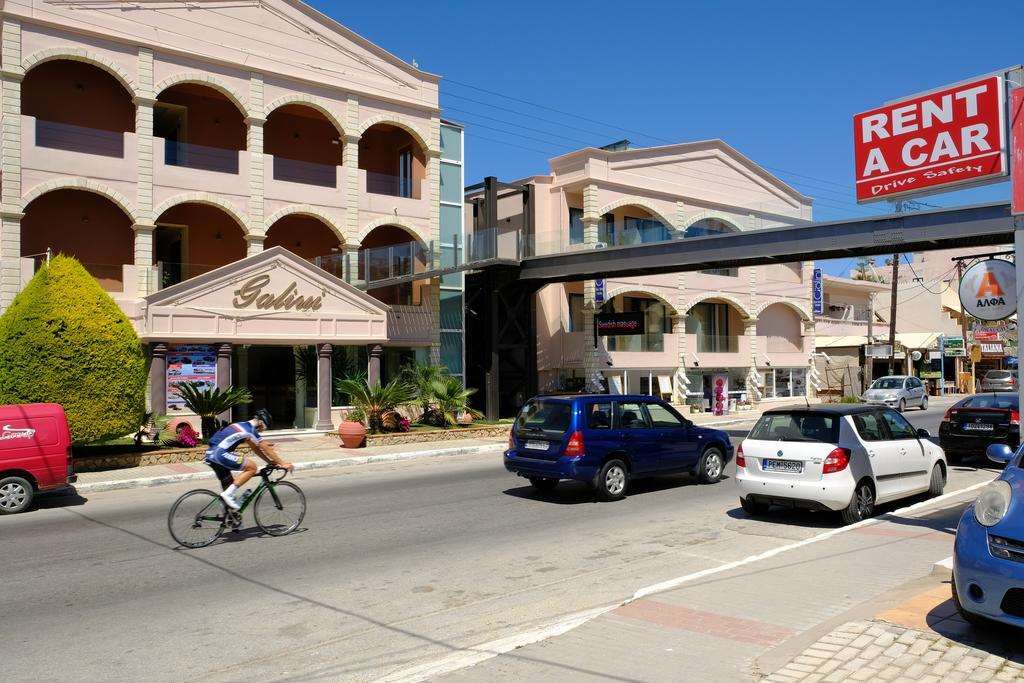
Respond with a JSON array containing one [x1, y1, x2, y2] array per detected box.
[[22, 48, 137, 98], [753, 299, 811, 322], [21, 177, 137, 222], [265, 94, 347, 138], [681, 210, 744, 235], [265, 205, 345, 244], [596, 199, 679, 234], [356, 216, 429, 246], [678, 292, 755, 320], [154, 72, 249, 118], [603, 285, 679, 315], [154, 193, 250, 234], [358, 114, 430, 153]]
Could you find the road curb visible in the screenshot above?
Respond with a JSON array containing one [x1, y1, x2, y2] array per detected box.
[[74, 443, 507, 493]]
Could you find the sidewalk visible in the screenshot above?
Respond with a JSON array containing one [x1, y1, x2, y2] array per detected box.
[[686, 393, 959, 427], [410, 485, 1018, 682]]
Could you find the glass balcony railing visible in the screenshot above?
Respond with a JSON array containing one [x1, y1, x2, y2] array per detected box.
[[365, 170, 420, 198], [606, 333, 665, 353], [35, 120, 125, 157], [696, 334, 740, 353], [163, 139, 240, 174], [272, 156, 337, 188]]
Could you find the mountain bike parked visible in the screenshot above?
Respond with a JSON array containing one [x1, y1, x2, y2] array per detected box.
[[167, 465, 305, 548]]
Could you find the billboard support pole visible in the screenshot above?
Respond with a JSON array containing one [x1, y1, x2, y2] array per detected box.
[[1008, 67, 1024, 441]]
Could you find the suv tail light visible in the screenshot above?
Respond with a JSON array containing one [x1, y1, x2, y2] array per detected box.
[[1012, 410, 1020, 426], [822, 447, 851, 474], [564, 431, 585, 458], [943, 407, 957, 422], [735, 444, 745, 468]]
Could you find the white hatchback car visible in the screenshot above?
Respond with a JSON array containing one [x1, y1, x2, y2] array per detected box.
[[736, 405, 947, 524]]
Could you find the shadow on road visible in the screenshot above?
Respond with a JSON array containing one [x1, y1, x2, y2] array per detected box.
[[925, 583, 1024, 662], [504, 473, 729, 505], [23, 487, 88, 513]]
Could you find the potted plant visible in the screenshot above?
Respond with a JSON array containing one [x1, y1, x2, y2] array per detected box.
[[171, 382, 253, 439], [431, 375, 483, 428], [402, 360, 448, 426], [335, 376, 417, 434], [337, 408, 367, 448]]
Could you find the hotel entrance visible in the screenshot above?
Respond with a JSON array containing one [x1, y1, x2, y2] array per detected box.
[[239, 346, 298, 428]]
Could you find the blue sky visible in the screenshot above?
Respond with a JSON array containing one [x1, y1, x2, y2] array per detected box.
[[313, 0, 1016, 275]]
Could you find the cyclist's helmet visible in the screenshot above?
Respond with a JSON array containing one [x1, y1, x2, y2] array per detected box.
[[252, 408, 273, 430]]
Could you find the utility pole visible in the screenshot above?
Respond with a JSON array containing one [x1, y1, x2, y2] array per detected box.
[[956, 260, 971, 394], [865, 291, 875, 388], [887, 253, 900, 375]]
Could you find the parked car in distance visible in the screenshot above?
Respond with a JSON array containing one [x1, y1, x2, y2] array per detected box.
[[863, 375, 928, 412], [736, 405, 946, 525], [952, 442, 1024, 630], [980, 369, 1018, 392], [504, 394, 733, 500], [939, 392, 1019, 464], [0, 403, 76, 514]]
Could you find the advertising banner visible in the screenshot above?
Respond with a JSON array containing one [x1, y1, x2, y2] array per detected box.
[[595, 312, 645, 336], [944, 336, 966, 357], [958, 259, 1017, 321], [712, 373, 729, 416], [980, 342, 1005, 357], [854, 75, 1006, 202], [594, 279, 606, 305], [811, 268, 824, 315], [166, 344, 217, 411]]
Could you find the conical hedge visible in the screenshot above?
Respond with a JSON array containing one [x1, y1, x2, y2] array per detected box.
[[0, 256, 147, 444]]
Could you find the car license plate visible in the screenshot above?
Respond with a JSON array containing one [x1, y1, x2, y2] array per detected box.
[[963, 423, 994, 432], [762, 458, 803, 474], [525, 440, 549, 451]]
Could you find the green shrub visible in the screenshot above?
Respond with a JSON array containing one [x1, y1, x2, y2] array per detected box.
[[840, 395, 862, 404], [0, 256, 147, 444]]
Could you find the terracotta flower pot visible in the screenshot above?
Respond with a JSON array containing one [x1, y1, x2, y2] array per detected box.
[[166, 417, 195, 437], [338, 420, 367, 448]]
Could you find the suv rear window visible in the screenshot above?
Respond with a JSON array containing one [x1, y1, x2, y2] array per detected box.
[[516, 400, 573, 434], [748, 412, 838, 443], [961, 394, 1018, 409], [985, 371, 1012, 380]]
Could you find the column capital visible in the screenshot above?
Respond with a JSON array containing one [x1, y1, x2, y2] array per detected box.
[[0, 210, 25, 220], [426, 148, 442, 159], [245, 116, 266, 127], [1, 69, 24, 82], [133, 95, 157, 107], [344, 134, 361, 145], [317, 342, 333, 357], [216, 342, 233, 357], [151, 341, 168, 356], [368, 343, 384, 357], [132, 222, 157, 233]]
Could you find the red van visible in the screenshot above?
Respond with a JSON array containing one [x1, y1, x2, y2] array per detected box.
[[0, 403, 75, 514]]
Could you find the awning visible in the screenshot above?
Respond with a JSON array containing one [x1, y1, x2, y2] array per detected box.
[[895, 332, 940, 349], [815, 335, 868, 348]]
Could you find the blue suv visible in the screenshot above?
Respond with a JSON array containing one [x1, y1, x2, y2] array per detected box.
[[504, 394, 734, 500]]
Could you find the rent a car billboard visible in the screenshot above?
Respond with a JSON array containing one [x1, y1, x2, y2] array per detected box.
[[854, 75, 1007, 202]]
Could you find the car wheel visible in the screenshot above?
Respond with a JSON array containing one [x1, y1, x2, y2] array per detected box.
[[0, 476, 34, 515], [927, 464, 945, 497], [951, 572, 990, 628], [595, 459, 629, 501], [528, 477, 559, 492], [921, 395, 928, 411], [697, 447, 725, 484], [898, 398, 906, 413], [840, 481, 875, 525], [740, 496, 769, 516]]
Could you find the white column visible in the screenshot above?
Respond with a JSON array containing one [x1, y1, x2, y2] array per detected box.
[[674, 313, 688, 404], [0, 18, 23, 311], [135, 48, 155, 227], [247, 72, 265, 236], [133, 223, 156, 295], [745, 317, 761, 403], [580, 183, 602, 390], [246, 234, 265, 256], [344, 95, 360, 245]]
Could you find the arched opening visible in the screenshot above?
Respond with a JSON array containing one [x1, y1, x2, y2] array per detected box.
[[22, 59, 135, 157], [22, 188, 134, 291], [685, 298, 745, 353], [265, 214, 343, 262], [359, 123, 425, 198], [599, 292, 674, 352], [567, 204, 673, 247], [359, 224, 428, 305], [153, 202, 247, 287], [265, 104, 343, 188], [756, 303, 804, 353], [155, 83, 246, 173], [686, 217, 741, 276]]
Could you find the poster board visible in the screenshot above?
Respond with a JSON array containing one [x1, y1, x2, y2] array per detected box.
[[166, 344, 217, 412]]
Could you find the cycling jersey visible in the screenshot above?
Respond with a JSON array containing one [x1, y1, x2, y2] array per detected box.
[[205, 421, 262, 471]]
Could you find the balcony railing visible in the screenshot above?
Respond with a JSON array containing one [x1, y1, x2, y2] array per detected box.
[[163, 139, 240, 174], [696, 334, 740, 353], [35, 120, 125, 157], [822, 304, 872, 322], [764, 335, 802, 352], [272, 156, 337, 188], [365, 170, 420, 198], [606, 333, 665, 353]]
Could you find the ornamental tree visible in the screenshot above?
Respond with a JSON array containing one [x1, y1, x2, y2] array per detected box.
[[0, 256, 147, 444]]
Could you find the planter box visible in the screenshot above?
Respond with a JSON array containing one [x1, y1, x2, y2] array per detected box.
[[361, 425, 509, 447]]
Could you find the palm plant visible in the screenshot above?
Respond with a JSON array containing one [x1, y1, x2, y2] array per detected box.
[[335, 376, 417, 433], [430, 375, 483, 428], [402, 361, 449, 424], [172, 381, 252, 438]]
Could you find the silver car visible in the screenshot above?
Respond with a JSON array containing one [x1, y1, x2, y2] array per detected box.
[[863, 375, 928, 412], [980, 369, 1017, 392]]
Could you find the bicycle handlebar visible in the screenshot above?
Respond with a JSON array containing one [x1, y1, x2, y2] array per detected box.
[[259, 464, 290, 481]]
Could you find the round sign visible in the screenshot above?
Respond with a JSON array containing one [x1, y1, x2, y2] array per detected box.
[[959, 259, 1017, 321], [911, 350, 922, 361]]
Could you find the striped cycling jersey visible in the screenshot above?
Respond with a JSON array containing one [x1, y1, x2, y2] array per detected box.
[[206, 421, 262, 453]]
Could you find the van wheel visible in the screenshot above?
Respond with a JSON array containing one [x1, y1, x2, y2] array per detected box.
[[698, 447, 725, 484], [840, 481, 875, 525], [928, 464, 946, 497], [595, 459, 629, 501], [740, 497, 769, 516], [0, 476, 34, 514], [528, 477, 559, 492]]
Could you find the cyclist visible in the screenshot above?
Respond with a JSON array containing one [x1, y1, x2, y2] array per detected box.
[[204, 408, 293, 510]]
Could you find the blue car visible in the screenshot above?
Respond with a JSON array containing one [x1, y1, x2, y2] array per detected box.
[[504, 394, 733, 500], [952, 442, 1024, 629]]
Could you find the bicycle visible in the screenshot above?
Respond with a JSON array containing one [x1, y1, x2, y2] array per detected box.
[[167, 465, 306, 548]]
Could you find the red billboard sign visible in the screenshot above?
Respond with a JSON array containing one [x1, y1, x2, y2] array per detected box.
[[854, 75, 1006, 202]]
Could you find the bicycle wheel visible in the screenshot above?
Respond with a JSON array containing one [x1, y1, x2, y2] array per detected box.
[[253, 481, 306, 536], [168, 489, 227, 548]]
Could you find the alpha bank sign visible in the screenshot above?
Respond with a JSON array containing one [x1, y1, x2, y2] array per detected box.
[[854, 75, 1007, 202], [959, 259, 1017, 321]]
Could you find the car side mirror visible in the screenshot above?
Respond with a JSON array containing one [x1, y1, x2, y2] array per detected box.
[[987, 443, 1014, 465], [916, 428, 931, 439]]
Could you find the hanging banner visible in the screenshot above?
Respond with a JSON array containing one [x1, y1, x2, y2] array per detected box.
[[811, 267, 824, 315], [594, 279, 606, 305], [166, 344, 217, 411], [595, 312, 644, 336], [1013, 86, 1024, 215], [958, 259, 1017, 321], [712, 373, 729, 416], [854, 75, 1007, 202]]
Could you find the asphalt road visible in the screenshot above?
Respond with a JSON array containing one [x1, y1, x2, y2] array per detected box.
[[1, 405, 1001, 681]]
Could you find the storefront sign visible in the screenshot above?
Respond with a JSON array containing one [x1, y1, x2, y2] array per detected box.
[[595, 312, 644, 336], [232, 275, 323, 311], [594, 279, 606, 305], [167, 344, 217, 411], [811, 268, 824, 315], [973, 329, 1001, 343], [943, 336, 966, 356], [958, 259, 1017, 321], [712, 373, 729, 416], [920, 371, 942, 379], [981, 342, 1005, 356], [866, 344, 893, 358], [854, 75, 1007, 202]]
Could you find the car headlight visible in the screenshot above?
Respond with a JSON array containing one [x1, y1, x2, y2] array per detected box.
[[974, 481, 1012, 527]]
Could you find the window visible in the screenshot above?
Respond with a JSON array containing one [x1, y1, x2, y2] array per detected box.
[[962, 394, 1017, 409], [517, 400, 572, 434], [568, 293, 584, 332], [687, 302, 735, 353], [616, 402, 649, 429], [398, 147, 413, 198], [598, 213, 615, 245], [569, 207, 584, 244], [587, 402, 612, 429], [687, 218, 739, 276], [748, 412, 838, 443], [853, 412, 887, 441], [881, 409, 918, 440], [646, 402, 686, 428]]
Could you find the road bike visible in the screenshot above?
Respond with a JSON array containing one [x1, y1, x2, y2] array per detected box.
[[167, 465, 306, 548]]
